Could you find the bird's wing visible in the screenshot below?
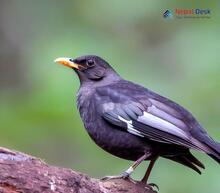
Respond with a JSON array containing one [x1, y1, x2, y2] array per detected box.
[[97, 83, 210, 152]]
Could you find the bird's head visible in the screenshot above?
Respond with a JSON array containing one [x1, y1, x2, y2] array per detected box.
[[55, 55, 120, 84]]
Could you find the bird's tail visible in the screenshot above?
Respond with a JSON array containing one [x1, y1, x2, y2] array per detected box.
[[205, 139, 220, 164], [192, 127, 220, 164], [167, 150, 205, 174]]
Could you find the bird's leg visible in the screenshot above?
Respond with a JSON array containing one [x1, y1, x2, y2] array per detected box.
[[141, 156, 158, 184], [101, 152, 150, 181], [122, 152, 149, 178]]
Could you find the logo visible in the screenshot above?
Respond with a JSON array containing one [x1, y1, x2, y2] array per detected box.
[[163, 10, 172, 18], [163, 9, 211, 19]]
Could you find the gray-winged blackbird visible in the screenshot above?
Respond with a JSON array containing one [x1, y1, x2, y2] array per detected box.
[[55, 55, 220, 185]]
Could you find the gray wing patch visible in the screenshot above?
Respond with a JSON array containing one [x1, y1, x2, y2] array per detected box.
[[147, 105, 187, 129], [148, 98, 183, 119], [138, 110, 189, 140], [101, 100, 207, 151]]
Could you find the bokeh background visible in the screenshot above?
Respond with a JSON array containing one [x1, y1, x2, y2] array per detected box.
[[0, 1, 219, 192]]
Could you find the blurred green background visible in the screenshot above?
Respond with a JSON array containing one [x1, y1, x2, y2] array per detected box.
[[0, 1, 219, 192]]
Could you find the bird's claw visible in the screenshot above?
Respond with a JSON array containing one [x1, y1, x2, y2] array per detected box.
[[100, 175, 159, 192], [148, 183, 159, 191], [141, 182, 159, 192], [136, 180, 159, 192], [101, 175, 121, 181], [101, 172, 130, 181]]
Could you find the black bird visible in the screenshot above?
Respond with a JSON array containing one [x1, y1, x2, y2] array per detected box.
[[55, 55, 220, 185]]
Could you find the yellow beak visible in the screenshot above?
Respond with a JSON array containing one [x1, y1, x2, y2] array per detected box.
[[54, 57, 80, 69]]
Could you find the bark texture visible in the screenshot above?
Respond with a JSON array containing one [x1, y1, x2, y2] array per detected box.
[[0, 147, 157, 193]]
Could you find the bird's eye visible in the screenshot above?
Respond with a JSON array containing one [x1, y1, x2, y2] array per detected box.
[[87, 59, 95, 67]]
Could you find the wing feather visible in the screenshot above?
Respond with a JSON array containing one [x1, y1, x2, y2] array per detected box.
[[102, 101, 206, 151]]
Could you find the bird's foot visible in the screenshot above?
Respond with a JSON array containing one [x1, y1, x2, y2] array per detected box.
[[101, 171, 133, 182], [137, 181, 159, 192], [147, 183, 159, 191]]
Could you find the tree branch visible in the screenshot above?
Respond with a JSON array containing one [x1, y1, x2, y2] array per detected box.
[[0, 147, 157, 193]]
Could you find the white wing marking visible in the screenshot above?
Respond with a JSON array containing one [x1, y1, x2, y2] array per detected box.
[[118, 116, 144, 137]]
